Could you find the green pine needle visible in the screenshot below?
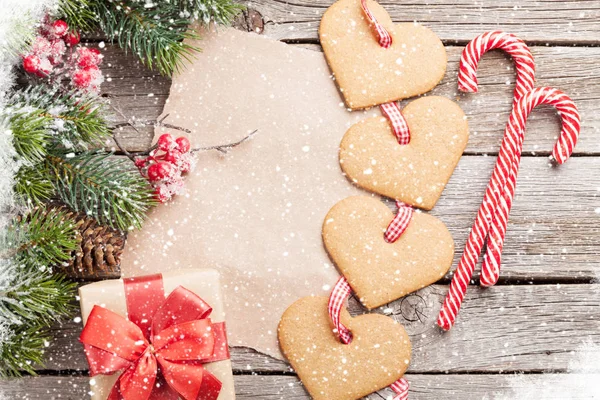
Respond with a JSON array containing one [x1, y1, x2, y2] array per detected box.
[[0, 268, 76, 327], [14, 166, 56, 206], [61, 0, 243, 76], [9, 85, 112, 151], [9, 110, 52, 165], [177, 0, 244, 25], [47, 152, 156, 231], [0, 323, 50, 377], [6, 206, 78, 269], [56, 0, 97, 33]]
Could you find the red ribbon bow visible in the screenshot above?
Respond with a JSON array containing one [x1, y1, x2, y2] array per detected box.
[[79, 274, 230, 400]]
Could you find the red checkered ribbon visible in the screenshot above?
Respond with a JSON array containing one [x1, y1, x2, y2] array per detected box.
[[384, 201, 414, 243], [360, 0, 410, 143], [328, 277, 410, 398], [327, 276, 353, 344], [360, 0, 392, 48], [380, 102, 411, 145]]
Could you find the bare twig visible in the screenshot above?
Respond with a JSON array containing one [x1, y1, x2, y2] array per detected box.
[[190, 129, 258, 154], [108, 100, 257, 161]]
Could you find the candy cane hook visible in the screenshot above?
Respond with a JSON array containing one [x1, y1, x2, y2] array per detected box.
[[438, 87, 581, 331], [459, 31, 535, 104], [457, 31, 536, 286]]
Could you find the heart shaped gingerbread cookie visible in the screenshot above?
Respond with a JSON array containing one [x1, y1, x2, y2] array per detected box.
[[320, 0, 447, 110], [278, 296, 411, 400], [323, 195, 454, 309], [340, 96, 469, 210]]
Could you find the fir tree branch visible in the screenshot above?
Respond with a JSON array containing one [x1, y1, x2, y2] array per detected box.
[[9, 85, 112, 151], [57, 0, 97, 33], [60, 0, 242, 76], [14, 166, 56, 206], [91, 1, 200, 76], [46, 152, 156, 231], [8, 110, 52, 165], [0, 322, 50, 377], [3, 206, 78, 267], [176, 0, 244, 25], [0, 268, 76, 327]]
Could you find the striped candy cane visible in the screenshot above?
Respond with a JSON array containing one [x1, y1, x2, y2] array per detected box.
[[438, 87, 581, 331], [328, 276, 410, 399], [360, 0, 411, 143], [481, 87, 581, 286], [458, 31, 535, 103], [456, 31, 536, 286]]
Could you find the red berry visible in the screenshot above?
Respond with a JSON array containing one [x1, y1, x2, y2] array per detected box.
[[147, 162, 173, 182], [134, 158, 147, 169], [157, 133, 176, 152], [65, 31, 80, 46], [23, 54, 40, 73], [153, 186, 171, 203], [72, 68, 92, 88], [77, 47, 100, 68], [52, 20, 69, 37], [163, 150, 182, 165], [175, 137, 191, 153], [37, 58, 53, 76]]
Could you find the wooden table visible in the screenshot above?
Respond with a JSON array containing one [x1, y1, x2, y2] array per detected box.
[[3, 1, 600, 398]]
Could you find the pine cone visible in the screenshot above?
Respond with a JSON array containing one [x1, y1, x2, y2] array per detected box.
[[67, 212, 125, 279]]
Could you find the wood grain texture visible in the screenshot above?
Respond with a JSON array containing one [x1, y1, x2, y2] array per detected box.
[[245, 0, 600, 44], [41, 284, 600, 373], [1, 373, 586, 399], [99, 44, 600, 155]]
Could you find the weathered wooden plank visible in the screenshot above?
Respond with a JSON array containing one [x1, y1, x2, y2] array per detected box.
[[42, 284, 600, 373], [0, 372, 591, 399], [246, 0, 600, 44], [98, 44, 600, 155]]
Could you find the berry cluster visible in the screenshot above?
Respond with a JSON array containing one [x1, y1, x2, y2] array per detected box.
[[22, 17, 104, 93], [135, 133, 194, 202]]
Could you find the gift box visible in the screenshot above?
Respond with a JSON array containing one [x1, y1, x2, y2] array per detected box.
[[78, 269, 235, 400]]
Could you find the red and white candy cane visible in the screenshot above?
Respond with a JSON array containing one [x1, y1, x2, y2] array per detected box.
[[360, 0, 411, 144], [328, 277, 409, 400], [457, 31, 537, 286], [458, 31, 535, 104], [328, 203, 413, 398], [438, 87, 581, 331]]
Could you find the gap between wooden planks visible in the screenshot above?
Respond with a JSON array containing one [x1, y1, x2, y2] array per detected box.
[[101, 44, 600, 155], [3, 373, 589, 399], [244, 0, 600, 45], [43, 284, 600, 373]]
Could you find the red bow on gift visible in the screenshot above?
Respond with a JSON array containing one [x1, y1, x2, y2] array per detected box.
[[79, 275, 230, 400]]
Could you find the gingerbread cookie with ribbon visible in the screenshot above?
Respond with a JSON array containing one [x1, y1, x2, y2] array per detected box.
[[320, 0, 447, 110], [340, 96, 469, 210], [323, 195, 454, 309], [278, 296, 411, 400]]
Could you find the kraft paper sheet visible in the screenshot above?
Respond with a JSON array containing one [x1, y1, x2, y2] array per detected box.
[[121, 26, 374, 359]]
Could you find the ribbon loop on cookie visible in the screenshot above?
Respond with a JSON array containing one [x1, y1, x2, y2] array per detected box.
[[327, 277, 353, 344], [384, 200, 414, 243], [380, 102, 411, 145], [328, 277, 411, 398], [360, 0, 392, 48], [80, 275, 230, 400]]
